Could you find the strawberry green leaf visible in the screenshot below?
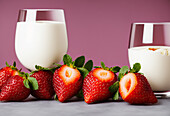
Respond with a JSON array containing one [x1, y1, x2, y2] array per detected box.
[[75, 56, 85, 67], [54, 94, 58, 101], [72, 61, 75, 66], [63, 54, 72, 66], [101, 62, 106, 69], [129, 68, 135, 73], [113, 90, 119, 100], [109, 81, 119, 93], [23, 79, 30, 89], [140, 72, 144, 75], [76, 89, 84, 98], [5, 62, 10, 67], [109, 81, 119, 100], [49, 67, 59, 73], [111, 66, 120, 73], [105, 67, 109, 70], [118, 66, 129, 81], [119, 66, 129, 74], [84, 60, 93, 72], [35, 65, 42, 70], [77, 67, 89, 78], [54, 63, 62, 67], [118, 73, 124, 81], [35, 65, 50, 71], [28, 77, 39, 90], [94, 66, 101, 68], [130, 63, 141, 73], [13, 61, 16, 67]]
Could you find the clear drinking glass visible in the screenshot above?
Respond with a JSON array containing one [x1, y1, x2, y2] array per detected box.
[[128, 23, 170, 96], [15, 9, 68, 71]]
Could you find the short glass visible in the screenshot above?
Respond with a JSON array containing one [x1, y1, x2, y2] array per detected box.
[[128, 22, 170, 96], [15, 9, 68, 71]]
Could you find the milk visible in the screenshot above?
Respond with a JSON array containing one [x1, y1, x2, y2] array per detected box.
[[128, 46, 170, 91], [15, 21, 68, 70]]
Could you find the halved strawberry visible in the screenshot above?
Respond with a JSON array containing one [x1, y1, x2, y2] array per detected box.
[[119, 73, 157, 104], [53, 65, 82, 102], [53, 54, 93, 102], [119, 63, 157, 104], [83, 62, 120, 104]]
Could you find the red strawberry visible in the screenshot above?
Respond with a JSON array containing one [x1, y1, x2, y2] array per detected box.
[[0, 62, 19, 90], [53, 54, 93, 102], [118, 63, 157, 105], [53, 65, 82, 102], [83, 67, 117, 104], [119, 73, 157, 104], [0, 75, 30, 101], [0, 70, 38, 102], [30, 66, 55, 99]]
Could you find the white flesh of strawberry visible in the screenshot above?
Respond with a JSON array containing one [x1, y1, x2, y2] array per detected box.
[[59, 65, 80, 85], [120, 73, 137, 97], [93, 69, 114, 82]]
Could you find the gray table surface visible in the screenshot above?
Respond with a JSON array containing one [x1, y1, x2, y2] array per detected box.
[[0, 95, 170, 116]]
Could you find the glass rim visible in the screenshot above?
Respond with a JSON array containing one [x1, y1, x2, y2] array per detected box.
[[19, 9, 64, 11], [132, 22, 170, 25]]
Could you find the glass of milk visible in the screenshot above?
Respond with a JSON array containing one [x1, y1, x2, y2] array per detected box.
[[15, 9, 68, 71], [128, 23, 170, 96]]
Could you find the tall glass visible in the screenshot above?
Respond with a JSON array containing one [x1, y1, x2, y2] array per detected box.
[[128, 23, 170, 96], [15, 9, 68, 71]]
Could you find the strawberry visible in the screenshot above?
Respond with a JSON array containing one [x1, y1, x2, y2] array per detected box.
[[53, 54, 93, 102], [30, 65, 55, 99], [119, 63, 157, 104], [0, 62, 19, 90], [83, 62, 120, 104], [0, 72, 38, 101]]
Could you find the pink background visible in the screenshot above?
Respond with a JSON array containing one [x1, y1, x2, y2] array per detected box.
[[0, 0, 170, 71]]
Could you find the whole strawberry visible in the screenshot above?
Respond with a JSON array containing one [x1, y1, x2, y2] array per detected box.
[[0, 62, 19, 90], [0, 72, 38, 101], [119, 63, 157, 104], [53, 54, 93, 102], [30, 65, 55, 99], [83, 62, 120, 104]]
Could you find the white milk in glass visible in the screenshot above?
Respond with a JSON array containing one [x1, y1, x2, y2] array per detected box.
[[128, 46, 170, 91], [15, 21, 68, 70]]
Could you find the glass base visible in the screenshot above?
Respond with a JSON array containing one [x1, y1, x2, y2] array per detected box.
[[154, 91, 170, 98]]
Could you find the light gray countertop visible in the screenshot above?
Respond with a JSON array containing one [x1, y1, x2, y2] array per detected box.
[[0, 96, 169, 116]]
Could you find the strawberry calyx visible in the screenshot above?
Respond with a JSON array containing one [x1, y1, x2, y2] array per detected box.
[[5, 61, 18, 71], [55, 54, 93, 78], [118, 63, 141, 81], [4, 61, 20, 76], [30, 65, 58, 75], [19, 71, 38, 90], [94, 62, 120, 73]]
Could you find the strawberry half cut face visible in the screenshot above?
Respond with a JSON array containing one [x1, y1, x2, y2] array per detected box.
[[119, 73, 137, 99], [92, 68, 115, 82], [58, 65, 81, 85]]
